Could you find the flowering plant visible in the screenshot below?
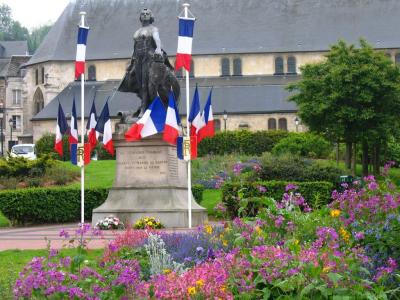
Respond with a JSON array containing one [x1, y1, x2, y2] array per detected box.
[[95, 216, 124, 230], [133, 216, 164, 229]]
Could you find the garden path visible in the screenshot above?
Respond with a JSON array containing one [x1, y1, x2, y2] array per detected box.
[[0, 223, 202, 250]]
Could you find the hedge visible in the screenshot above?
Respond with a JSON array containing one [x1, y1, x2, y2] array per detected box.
[[198, 130, 289, 156], [0, 187, 108, 225], [0, 185, 206, 224], [222, 181, 334, 218]]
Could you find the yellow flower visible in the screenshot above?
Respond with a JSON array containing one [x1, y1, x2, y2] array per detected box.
[[255, 226, 262, 235], [148, 221, 153, 226], [163, 269, 171, 274], [294, 239, 299, 245], [322, 266, 332, 273], [220, 285, 226, 292], [205, 225, 213, 235], [196, 279, 204, 287], [187, 286, 196, 295], [330, 209, 341, 218], [340, 226, 350, 243], [222, 240, 228, 247]]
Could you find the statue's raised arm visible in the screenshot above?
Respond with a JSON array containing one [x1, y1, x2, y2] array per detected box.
[[118, 8, 180, 118]]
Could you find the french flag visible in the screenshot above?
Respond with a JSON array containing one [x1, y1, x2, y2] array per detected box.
[[75, 26, 89, 79], [70, 143, 91, 166], [54, 102, 68, 157], [188, 86, 205, 137], [177, 136, 198, 160], [198, 89, 214, 142], [175, 17, 195, 72], [163, 91, 181, 145], [95, 99, 114, 155], [69, 97, 79, 145], [86, 98, 98, 150], [125, 97, 166, 141]]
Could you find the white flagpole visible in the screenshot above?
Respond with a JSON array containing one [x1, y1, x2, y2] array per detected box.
[[80, 11, 86, 225], [183, 3, 192, 228]]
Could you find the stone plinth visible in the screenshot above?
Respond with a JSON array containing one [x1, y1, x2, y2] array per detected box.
[[92, 132, 208, 228]]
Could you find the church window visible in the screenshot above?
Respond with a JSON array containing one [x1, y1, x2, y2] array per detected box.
[[287, 56, 297, 74], [268, 118, 276, 130], [221, 58, 230, 76], [88, 65, 96, 81], [274, 57, 284, 75], [233, 58, 242, 76], [41, 67, 45, 84], [33, 88, 44, 115], [35, 69, 39, 85], [278, 118, 287, 131]]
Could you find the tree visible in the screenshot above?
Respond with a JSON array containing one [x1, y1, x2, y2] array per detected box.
[[28, 25, 52, 53], [288, 40, 400, 176]]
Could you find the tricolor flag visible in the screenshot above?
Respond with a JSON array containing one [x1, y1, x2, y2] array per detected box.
[[95, 99, 114, 155], [75, 26, 89, 79], [125, 97, 166, 141], [163, 91, 181, 145], [70, 143, 91, 166], [69, 97, 79, 145], [198, 89, 214, 142], [177, 136, 198, 160], [54, 102, 68, 157], [188, 86, 205, 137], [86, 98, 98, 150], [175, 17, 195, 72]]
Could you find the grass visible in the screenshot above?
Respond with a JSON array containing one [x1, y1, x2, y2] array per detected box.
[[201, 189, 222, 216], [64, 160, 116, 188], [0, 211, 10, 228], [0, 248, 103, 299]]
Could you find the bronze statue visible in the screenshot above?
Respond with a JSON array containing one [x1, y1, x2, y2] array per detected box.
[[118, 8, 180, 117]]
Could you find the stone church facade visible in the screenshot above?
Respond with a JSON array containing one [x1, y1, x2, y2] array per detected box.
[[15, 0, 400, 143]]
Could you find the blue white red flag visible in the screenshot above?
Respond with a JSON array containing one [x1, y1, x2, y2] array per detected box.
[[70, 143, 91, 166], [95, 99, 114, 155], [188, 86, 205, 137], [86, 97, 98, 150], [75, 26, 89, 79], [54, 102, 68, 157], [198, 89, 214, 142], [163, 91, 181, 145], [175, 17, 195, 72], [69, 96, 79, 145], [177, 136, 198, 160], [125, 97, 166, 141]]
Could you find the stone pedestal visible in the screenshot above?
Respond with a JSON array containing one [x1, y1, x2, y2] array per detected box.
[[92, 131, 208, 228]]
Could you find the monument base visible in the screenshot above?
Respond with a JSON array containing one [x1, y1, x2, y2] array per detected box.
[[92, 132, 208, 228]]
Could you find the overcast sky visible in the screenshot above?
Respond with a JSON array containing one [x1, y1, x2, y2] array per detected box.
[[1, 0, 70, 31]]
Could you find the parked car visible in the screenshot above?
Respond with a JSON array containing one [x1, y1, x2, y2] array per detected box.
[[10, 144, 37, 160]]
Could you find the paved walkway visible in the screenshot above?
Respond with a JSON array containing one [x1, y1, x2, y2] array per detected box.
[[0, 223, 204, 251]]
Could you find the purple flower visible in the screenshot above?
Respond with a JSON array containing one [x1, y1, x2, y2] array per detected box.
[[368, 181, 378, 191], [354, 231, 365, 240], [274, 215, 284, 228], [257, 185, 267, 193], [285, 183, 298, 192], [59, 229, 70, 239]]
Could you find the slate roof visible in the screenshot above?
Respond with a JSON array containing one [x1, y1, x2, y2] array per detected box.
[[0, 41, 28, 58], [26, 0, 400, 66], [31, 76, 296, 121]]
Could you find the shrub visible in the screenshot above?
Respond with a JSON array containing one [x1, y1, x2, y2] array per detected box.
[[259, 152, 341, 184], [0, 187, 108, 224], [272, 132, 332, 158], [221, 180, 334, 217], [198, 130, 288, 156], [0, 155, 54, 178], [192, 184, 204, 203]]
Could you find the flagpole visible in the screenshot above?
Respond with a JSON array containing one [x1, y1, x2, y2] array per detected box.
[[183, 3, 192, 229], [80, 11, 86, 225]]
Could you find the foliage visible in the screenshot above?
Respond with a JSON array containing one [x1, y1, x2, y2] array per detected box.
[[133, 217, 164, 230], [272, 132, 332, 158], [27, 25, 51, 53], [0, 187, 108, 224], [259, 152, 342, 184], [192, 184, 204, 203], [222, 180, 334, 217], [0, 210, 10, 228], [95, 216, 124, 230], [198, 130, 289, 156]]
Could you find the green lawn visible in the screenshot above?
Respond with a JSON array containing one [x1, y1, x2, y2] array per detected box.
[[64, 160, 116, 188], [201, 189, 222, 216], [0, 248, 103, 299], [0, 211, 10, 228]]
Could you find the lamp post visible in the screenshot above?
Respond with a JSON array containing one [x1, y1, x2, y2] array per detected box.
[[0, 103, 3, 156], [8, 118, 13, 151], [294, 117, 299, 132], [223, 110, 228, 131]]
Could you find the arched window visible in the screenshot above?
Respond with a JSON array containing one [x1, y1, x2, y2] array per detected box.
[[395, 53, 400, 65], [233, 58, 242, 76], [33, 88, 44, 115], [189, 61, 195, 78], [287, 56, 297, 74], [214, 119, 221, 132], [274, 57, 284, 75], [35, 69, 39, 85], [88, 65, 96, 81], [268, 118, 276, 130], [221, 58, 230, 76], [278, 118, 287, 131]]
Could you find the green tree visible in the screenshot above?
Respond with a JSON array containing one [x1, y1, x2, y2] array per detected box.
[[288, 40, 400, 176], [28, 25, 52, 53]]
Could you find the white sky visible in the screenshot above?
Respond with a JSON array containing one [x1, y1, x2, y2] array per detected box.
[[0, 0, 70, 31]]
